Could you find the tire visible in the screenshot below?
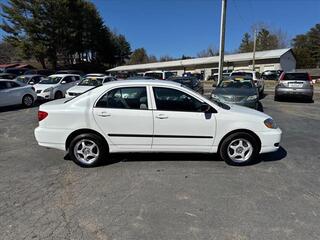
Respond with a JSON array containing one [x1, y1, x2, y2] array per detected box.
[[219, 132, 259, 166], [274, 95, 280, 101], [22, 94, 34, 108], [69, 133, 108, 167], [54, 91, 63, 99]]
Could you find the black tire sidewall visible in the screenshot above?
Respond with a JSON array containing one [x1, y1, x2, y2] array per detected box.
[[22, 94, 34, 107], [69, 133, 108, 167], [220, 132, 259, 166]]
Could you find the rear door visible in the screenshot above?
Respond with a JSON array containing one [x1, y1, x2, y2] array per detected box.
[[151, 86, 216, 151], [6, 81, 23, 105], [0, 81, 10, 106], [93, 86, 153, 150]]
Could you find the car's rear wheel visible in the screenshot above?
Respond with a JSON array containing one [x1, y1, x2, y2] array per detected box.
[[54, 91, 63, 99], [22, 94, 34, 107], [69, 133, 108, 167], [219, 132, 259, 166]]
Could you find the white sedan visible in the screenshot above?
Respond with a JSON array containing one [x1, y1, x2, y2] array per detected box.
[[0, 79, 37, 108], [33, 74, 80, 100], [34, 80, 281, 167]]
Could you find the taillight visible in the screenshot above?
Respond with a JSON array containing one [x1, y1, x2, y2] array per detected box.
[[38, 111, 48, 121]]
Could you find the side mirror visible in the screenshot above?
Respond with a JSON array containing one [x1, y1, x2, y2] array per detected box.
[[61, 80, 66, 84], [201, 103, 217, 113]]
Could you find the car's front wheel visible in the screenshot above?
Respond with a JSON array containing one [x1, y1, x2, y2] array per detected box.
[[219, 132, 259, 166], [69, 133, 108, 167]]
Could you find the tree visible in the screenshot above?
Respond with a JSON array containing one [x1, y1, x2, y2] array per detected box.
[[292, 23, 320, 68], [128, 48, 149, 65], [159, 55, 174, 62], [0, 40, 23, 64], [239, 33, 253, 53], [197, 46, 218, 57], [0, 0, 131, 68], [256, 28, 279, 51]]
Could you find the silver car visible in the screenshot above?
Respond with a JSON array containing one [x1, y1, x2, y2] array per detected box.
[[275, 72, 313, 101]]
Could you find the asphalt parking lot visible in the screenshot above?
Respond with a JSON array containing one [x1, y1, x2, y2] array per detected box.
[[1, 93, 320, 240]]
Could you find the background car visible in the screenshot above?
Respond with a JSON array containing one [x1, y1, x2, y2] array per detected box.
[[230, 70, 264, 95], [24, 69, 55, 76], [167, 76, 204, 94], [211, 77, 259, 109], [55, 70, 84, 76], [16, 74, 46, 85], [127, 76, 154, 80], [66, 75, 116, 98], [33, 74, 80, 100], [275, 72, 313, 102], [4, 68, 29, 76], [261, 70, 281, 80], [0, 79, 37, 108], [144, 70, 176, 80], [35, 80, 281, 167], [0, 73, 17, 80]]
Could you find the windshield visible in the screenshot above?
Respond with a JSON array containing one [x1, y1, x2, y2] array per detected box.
[[78, 77, 103, 86], [231, 72, 253, 78], [283, 73, 309, 80], [218, 79, 253, 89], [64, 85, 101, 103], [170, 78, 198, 88], [16, 76, 31, 83], [39, 77, 62, 84]]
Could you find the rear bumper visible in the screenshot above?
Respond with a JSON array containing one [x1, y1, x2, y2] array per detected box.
[[34, 127, 72, 151], [257, 128, 282, 153], [275, 87, 313, 98]]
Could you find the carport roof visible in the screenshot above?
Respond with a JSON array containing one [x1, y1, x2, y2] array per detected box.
[[108, 48, 292, 72]]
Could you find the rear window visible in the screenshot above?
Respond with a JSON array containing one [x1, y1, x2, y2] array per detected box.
[[231, 72, 253, 78], [283, 73, 309, 80]]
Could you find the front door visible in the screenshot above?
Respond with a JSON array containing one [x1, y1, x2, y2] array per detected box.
[[93, 86, 153, 150], [151, 87, 216, 151]]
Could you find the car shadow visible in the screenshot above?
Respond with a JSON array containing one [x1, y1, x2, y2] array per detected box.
[[276, 96, 314, 104], [257, 101, 264, 112], [64, 146, 287, 167], [259, 92, 268, 100], [0, 101, 41, 113]]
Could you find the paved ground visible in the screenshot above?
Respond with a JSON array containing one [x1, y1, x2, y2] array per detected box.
[[1, 93, 320, 240]]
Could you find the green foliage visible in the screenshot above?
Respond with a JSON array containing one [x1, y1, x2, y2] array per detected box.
[[128, 48, 149, 65], [292, 24, 320, 68], [0, 0, 131, 69]]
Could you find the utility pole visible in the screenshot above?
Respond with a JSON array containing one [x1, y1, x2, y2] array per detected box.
[[252, 29, 257, 71], [217, 0, 227, 84]]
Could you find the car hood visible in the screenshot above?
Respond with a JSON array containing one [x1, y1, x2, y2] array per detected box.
[[213, 87, 256, 96], [67, 85, 94, 93], [228, 103, 268, 119], [33, 83, 58, 91]]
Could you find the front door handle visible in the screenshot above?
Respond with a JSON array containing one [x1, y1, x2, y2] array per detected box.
[[156, 114, 168, 119], [97, 112, 111, 117]]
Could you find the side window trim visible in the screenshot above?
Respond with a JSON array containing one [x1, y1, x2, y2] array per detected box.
[[94, 86, 150, 110]]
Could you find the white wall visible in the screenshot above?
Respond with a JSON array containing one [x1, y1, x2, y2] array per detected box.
[[280, 51, 296, 71]]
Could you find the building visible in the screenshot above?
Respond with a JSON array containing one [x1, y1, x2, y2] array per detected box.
[[107, 48, 296, 80]]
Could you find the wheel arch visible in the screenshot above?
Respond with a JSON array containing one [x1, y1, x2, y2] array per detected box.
[[65, 128, 109, 151], [218, 129, 261, 153]]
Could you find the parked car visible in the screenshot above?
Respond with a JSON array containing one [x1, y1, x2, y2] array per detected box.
[[0, 79, 37, 108], [0, 73, 17, 80], [16, 74, 46, 85], [34, 79, 281, 167], [230, 70, 264, 95], [167, 76, 204, 95], [4, 68, 29, 76], [55, 70, 84, 76], [144, 71, 176, 80], [24, 69, 56, 76], [275, 72, 313, 102], [33, 74, 81, 100], [66, 75, 116, 98], [213, 69, 233, 81], [211, 77, 259, 109], [261, 70, 280, 80]]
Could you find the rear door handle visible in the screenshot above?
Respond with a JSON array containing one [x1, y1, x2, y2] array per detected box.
[[156, 114, 168, 119], [97, 112, 111, 117]]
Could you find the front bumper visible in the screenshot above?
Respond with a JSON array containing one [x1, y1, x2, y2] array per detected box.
[[257, 128, 282, 153], [275, 87, 313, 98], [36, 91, 53, 100]]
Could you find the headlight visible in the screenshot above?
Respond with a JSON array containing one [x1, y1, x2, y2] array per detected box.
[[43, 88, 52, 92], [264, 118, 277, 129], [247, 95, 257, 101]]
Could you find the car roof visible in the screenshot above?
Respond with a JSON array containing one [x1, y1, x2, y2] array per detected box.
[[48, 74, 80, 77], [103, 79, 181, 87], [18, 74, 44, 77]]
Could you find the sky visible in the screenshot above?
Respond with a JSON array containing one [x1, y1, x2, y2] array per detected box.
[[1, 0, 320, 58]]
